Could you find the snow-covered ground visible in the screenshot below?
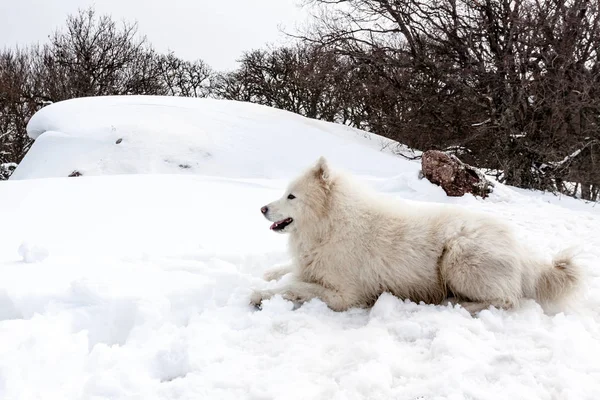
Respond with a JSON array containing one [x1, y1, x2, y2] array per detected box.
[[1, 96, 600, 399]]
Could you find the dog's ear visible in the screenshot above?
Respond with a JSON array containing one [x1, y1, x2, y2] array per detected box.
[[313, 156, 331, 185]]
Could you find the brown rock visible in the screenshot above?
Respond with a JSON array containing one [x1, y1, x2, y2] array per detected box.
[[420, 150, 493, 198]]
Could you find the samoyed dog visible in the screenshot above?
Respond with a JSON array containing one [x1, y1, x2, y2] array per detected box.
[[251, 157, 581, 314]]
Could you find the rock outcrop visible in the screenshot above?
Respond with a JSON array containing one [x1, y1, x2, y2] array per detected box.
[[420, 150, 493, 198]]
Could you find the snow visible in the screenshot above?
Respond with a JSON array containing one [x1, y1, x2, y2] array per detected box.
[[551, 139, 598, 169], [17, 241, 49, 263], [1, 96, 600, 399], [12, 96, 404, 181]]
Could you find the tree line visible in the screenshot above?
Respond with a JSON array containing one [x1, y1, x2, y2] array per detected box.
[[0, 8, 213, 179], [1, 3, 599, 201]]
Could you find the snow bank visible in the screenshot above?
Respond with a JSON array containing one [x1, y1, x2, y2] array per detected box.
[[12, 96, 413, 180]]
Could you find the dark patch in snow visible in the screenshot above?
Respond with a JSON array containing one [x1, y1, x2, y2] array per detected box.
[[68, 171, 83, 177]]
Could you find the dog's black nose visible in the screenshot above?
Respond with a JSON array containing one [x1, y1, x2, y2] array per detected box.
[[261, 206, 268, 214]]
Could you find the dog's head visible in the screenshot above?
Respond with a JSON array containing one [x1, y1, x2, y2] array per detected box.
[[260, 156, 333, 234]]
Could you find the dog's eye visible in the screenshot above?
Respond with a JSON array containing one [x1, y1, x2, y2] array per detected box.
[[287, 194, 296, 200]]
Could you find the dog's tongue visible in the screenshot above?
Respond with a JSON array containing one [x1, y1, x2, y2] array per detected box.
[[270, 218, 292, 230]]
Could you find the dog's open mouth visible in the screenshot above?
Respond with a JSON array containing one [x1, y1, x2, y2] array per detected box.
[[270, 218, 293, 231]]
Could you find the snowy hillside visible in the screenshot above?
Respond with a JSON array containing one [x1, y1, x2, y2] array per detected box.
[[1, 96, 600, 399]]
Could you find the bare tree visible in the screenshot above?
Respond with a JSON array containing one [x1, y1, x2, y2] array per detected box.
[[214, 43, 360, 122], [156, 52, 213, 97], [298, 0, 600, 197], [39, 7, 163, 100], [0, 47, 41, 171]]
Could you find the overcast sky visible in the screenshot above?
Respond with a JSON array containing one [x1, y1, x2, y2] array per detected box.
[[0, 0, 310, 71]]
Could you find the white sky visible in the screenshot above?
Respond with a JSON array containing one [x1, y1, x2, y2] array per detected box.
[[0, 0, 311, 71]]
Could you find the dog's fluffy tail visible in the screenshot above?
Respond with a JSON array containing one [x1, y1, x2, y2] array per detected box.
[[534, 247, 582, 304]]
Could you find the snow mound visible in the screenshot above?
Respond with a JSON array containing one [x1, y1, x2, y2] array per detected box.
[[17, 241, 49, 263], [12, 96, 412, 180]]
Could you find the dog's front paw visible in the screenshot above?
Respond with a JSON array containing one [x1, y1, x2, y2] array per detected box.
[[281, 289, 308, 303], [250, 289, 272, 309]]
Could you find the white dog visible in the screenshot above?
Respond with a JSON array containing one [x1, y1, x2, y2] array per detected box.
[[251, 157, 581, 314]]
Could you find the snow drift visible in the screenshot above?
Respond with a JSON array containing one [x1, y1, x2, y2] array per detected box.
[[12, 96, 412, 180]]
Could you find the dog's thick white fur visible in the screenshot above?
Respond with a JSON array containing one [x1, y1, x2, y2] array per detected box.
[[252, 157, 582, 314]]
